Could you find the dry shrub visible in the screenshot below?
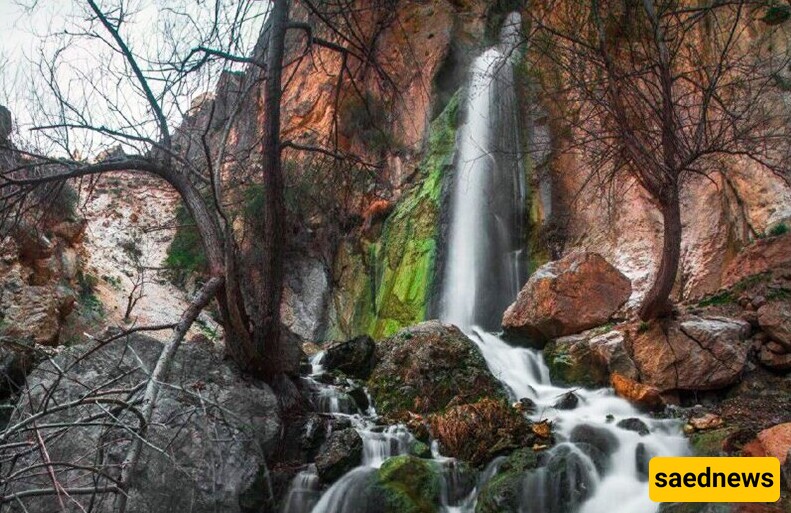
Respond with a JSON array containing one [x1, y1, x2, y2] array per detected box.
[[428, 398, 532, 466]]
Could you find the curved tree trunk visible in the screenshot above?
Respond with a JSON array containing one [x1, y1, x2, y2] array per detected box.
[[639, 189, 682, 320]]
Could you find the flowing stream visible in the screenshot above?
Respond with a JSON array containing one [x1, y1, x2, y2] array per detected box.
[[288, 12, 687, 513]]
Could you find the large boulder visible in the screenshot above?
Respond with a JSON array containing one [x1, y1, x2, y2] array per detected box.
[[502, 253, 631, 342], [757, 302, 791, 351], [367, 321, 506, 418], [624, 317, 750, 392], [322, 335, 377, 379], [756, 423, 791, 464], [1, 334, 281, 513], [544, 328, 637, 387]]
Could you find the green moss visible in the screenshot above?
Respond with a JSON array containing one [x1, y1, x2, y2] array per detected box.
[[327, 93, 460, 340], [375, 455, 441, 513], [697, 291, 734, 308], [164, 203, 208, 286], [689, 428, 737, 457], [768, 222, 789, 237]]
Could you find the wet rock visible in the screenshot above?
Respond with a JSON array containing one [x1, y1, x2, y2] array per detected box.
[[611, 373, 663, 409], [368, 321, 506, 418], [617, 418, 650, 436], [528, 444, 598, 513], [553, 391, 579, 410], [347, 386, 370, 411], [502, 252, 631, 342], [635, 442, 654, 482], [544, 329, 638, 387], [476, 448, 540, 513], [315, 428, 363, 484], [757, 302, 791, 351], [438, 459, 477, 506], [569, 425, 619, 453], [624, 317, 750, 392], [322, 335, 376, 379], [429, 398, 531, 466], [569, 424, 619, 473], [375, 455, 441, 513], [2, 334, 281, 513], [514, 397, 536, 415], [544, 334, 608, 387]]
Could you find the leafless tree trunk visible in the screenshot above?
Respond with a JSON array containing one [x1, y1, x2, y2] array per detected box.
[[529, 0, 791, 319]]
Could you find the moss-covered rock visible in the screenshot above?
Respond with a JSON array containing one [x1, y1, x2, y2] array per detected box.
[[688, 427, 738, 457], [367, 321, 507, 418], [326, 93, 460, 340], [544, 335, 608, 388], [475, 448, 540, 513], [375, 455, 441, 513]]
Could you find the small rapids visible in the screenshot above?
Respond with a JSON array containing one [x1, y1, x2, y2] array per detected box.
[[282, 10, 688, 513]]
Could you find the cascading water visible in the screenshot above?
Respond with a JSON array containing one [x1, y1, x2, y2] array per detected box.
[[438, 11, 688, 513], [290, 11, 687, 513], [440, 12, 526, 330]]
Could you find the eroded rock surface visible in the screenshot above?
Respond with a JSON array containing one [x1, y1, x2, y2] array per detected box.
[[3, 334, 281, 513]]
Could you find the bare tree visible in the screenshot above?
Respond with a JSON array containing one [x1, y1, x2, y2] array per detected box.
[[0, 0, 398, 378], [529, 0, 791, 319]]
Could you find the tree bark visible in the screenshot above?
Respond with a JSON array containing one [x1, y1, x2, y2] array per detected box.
[[639, 188, 682, 320], [251, 0, 293, 378]]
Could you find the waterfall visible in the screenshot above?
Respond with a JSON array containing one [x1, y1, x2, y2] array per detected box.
[[440, 12, 526, 330], [289, 11, 687, 513], [437, 10, 688, 513]]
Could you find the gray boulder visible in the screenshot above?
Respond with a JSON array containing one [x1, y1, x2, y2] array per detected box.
[[315, 428, 363, 484], [1, 334, 281, 513]]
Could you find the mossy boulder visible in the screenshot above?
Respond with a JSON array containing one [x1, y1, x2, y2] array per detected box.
[[475, 448, 540, 513], [543, 328, 637, 388], [367, 321, 507, 419], [428, 398, 532, 466], [375, 455, 442, 513], [544, 334, 608, 388]]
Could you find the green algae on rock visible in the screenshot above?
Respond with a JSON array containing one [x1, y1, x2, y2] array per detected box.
[[326, 93, 460, 340]]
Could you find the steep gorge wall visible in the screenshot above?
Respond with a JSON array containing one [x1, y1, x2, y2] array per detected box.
[[523, 5, 791, 309]]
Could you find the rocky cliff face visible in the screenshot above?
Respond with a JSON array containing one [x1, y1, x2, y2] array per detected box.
[[173, 0, 510, 342]]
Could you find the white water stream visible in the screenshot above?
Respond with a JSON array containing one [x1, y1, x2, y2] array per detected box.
[[438, 11, 688, 513], [287, 11, 687, 513]]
